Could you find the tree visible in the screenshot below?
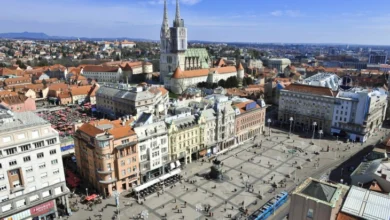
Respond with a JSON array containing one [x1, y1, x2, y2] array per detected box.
[[218, 79, 226, 88], [226, 76, 238, 88], [211, 83, 218, 89], [245, 77, 254, 86], [16, 59, 26, 69]]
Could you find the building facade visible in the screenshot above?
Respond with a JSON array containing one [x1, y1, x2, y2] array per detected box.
[[213, 95, 236, 151], [289, 178, 348, 220], [133, 114, 169, 184], [233, 100, 266, 144], [278, 84, 337, 133], [81, 66, 123, 83], [167, 114, 200, 164], [332, 88, 388, 142], [74, 118, 140, 196], [95, 84, 169, 118], [0, 109, 70, 219]]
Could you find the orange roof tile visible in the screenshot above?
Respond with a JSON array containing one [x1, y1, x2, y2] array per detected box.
[[285, 84, 337, 97], [83, 65, 119, 72], [233, 101, 260, 113], [71, 85, 92, 96], [78, 123, 103, 137], [173, 66, 237, 79], [49, 83, 68, 91], [0, 91, 18, 98], [108, 126, 135, 139]]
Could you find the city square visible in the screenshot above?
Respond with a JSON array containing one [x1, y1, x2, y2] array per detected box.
[[67, 125, 388, 220]]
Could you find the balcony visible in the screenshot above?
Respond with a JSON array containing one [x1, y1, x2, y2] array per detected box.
[[97, 169, 114, 174], [10, 186, 25, 194], [99, 178, 117, 184]]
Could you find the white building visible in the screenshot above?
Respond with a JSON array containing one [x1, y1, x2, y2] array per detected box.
[[133, 113, 169, 184], [81, 65, 123, 83], [95, 83, 169, 118], [302, 72, 339, 91], [268, 58, 291, 73], [331, 88, 388, 142], [0, 107, 70, 219]]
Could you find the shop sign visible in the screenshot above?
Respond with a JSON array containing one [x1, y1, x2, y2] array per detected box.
[[30, 201, 54, 217]]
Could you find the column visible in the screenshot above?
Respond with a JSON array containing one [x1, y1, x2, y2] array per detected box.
[[53, 199, 59, 218]]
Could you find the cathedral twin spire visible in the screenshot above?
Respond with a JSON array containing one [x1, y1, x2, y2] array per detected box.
[[161, 0, 182, 32]]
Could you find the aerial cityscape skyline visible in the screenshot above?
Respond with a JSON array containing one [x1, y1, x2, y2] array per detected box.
[[1, 0, 390, 45]]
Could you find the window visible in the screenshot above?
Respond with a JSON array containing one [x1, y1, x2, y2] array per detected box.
[[53, 169, 60, 175], [23, 156, 31, 162], [40, 172, 48, 179], [5, 147, 17, 156], [20, 144, 31, 152], [29, 186, 36, 192], [0, 185, 6, 191], [2, 136, 11, 143], [26, 176, 35, 183], [31, 131, 39, 138], [132, 157, 136, 162], [9, 160, 17, 166], [49, 149, 57, 155], [0, 175, 4, 181], [140, 155, 147, 160], [121, 139, 129, 144], [46, 138, 57, 145], [127, 168, 131, 174], [38, 163, 46, 169], [25, 166, 33, 173], [0, 195, 9, 202], [121, 160, 125, 166], [51, 159, 58, 165], [133, 166, 137, 172], [37, 152, 44, 159], [17, 134, 26, 139], [307, 209, 314, 218], [127, 158, 131, 164], [121, 170, 125, 176], [42, 182, 49, 187], [33, 141, 44, 148]]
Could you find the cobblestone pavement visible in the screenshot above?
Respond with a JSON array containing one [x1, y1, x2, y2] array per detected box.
[[67, 127, 389, 220]]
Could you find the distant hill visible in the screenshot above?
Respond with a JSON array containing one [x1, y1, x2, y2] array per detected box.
[[0, 32, 155, 42]]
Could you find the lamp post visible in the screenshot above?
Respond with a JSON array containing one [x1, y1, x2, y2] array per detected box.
[[267, 119, 272, 136], [318, 129, 323, 146], [86, 188, 88, 196], [311, 122, 317, 144], [115, 191, 121, 220], [288, 117, 293, 138]]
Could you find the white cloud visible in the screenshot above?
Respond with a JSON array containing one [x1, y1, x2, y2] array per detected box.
[[270, 10, 283, 16], [270, 10, 303, 17], [285, 10, 302, 17]]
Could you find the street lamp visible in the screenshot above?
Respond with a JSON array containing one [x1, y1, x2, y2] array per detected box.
[[267, 119, 272, 136], [318, 129, 323, 146], [311, 122, 317, 144], [86, 188, 88, 196], [288, 117, 294, 138]]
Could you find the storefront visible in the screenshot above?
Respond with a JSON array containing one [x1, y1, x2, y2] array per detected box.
[[1, 201, 56, 220], [198, 149, 207, 158], [31, 201, 56, 220]]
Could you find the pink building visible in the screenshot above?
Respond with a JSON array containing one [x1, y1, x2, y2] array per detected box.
[[0, 95, 36, 112]]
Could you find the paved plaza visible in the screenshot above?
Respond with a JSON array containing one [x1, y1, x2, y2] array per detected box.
[[67, 127, 389, 220]]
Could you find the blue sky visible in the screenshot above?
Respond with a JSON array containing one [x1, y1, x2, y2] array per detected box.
[[1, 0, 390, 45]]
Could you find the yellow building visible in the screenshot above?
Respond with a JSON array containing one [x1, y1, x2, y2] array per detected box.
[[167, 115, 201, 164]]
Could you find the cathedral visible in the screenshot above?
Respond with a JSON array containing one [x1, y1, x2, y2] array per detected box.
[[160, 0, 244, 94]]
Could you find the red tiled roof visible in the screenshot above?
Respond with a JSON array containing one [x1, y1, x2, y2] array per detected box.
[[285, 84, 337, 97], [83, 65, 119, 72]]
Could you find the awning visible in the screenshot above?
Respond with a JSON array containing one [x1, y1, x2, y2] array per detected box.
[[133, 178, 160, 192], [159, 168, 181, 181], [176, 160, 181, 167], [170, 162, 176, 170], [331, 128, 341, 134]]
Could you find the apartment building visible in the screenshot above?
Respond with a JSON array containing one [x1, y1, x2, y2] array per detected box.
[[279, 83, 337, 133], [96, 83, 169, 118], [133, 113, 169, 184], [81, 65, 123, 83], [233, 100, 266, 144], [0, 107, 69, 219], [332, 88, 388, 142], [167, 114, 201, 164], [74, 118, 139, 196], [211, 95, 236, 151]]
